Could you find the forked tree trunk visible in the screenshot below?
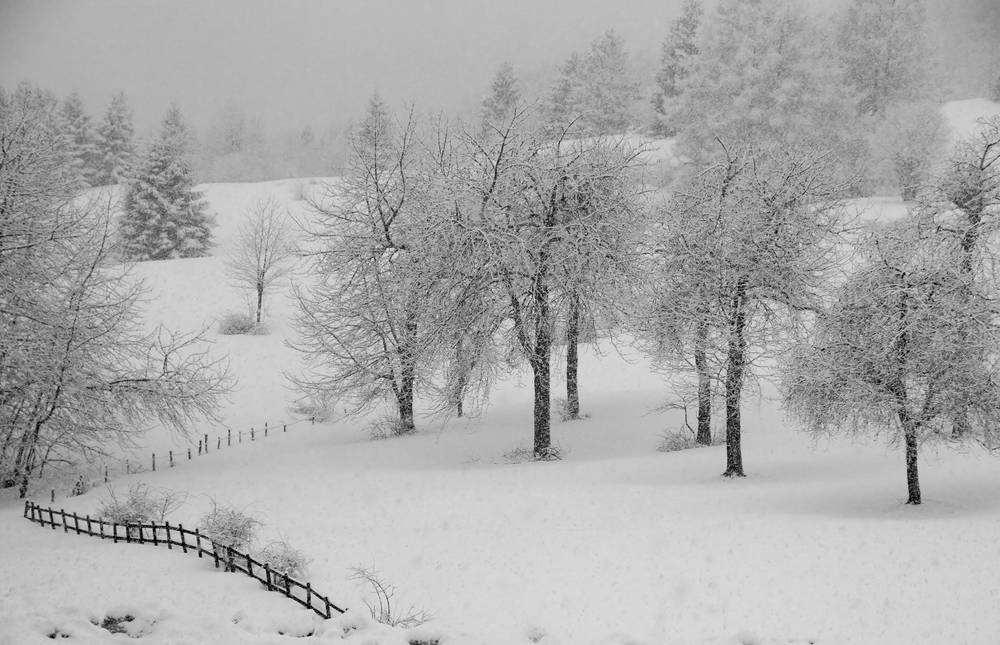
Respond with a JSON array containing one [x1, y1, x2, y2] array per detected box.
[[694, 319, 712, 446], [565, 293, 580, 420], [902, 416, 921, 505], [723, 280, 747, 477]]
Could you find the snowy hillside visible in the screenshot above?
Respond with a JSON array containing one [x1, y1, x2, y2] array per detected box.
[[3, 101, 1000, 644]]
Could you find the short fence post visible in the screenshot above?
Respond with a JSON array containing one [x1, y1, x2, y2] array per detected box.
[[228, 428, 232, 446], [113, 522, 118, 543], [85, 514, 92, 534], [165, 522, 172, 549], [239, 430, 242, 443], [187, 448, 191, 460], [324, 597, 330, 619], [73, 512, 80, 534], [48, 507, 55, 530], [204, 433, 209, 452], [283, 424, 287, 433], [99, 519, 105, 539], [311, 416, 315, 425], [251, 427, 255, 441], [198, 439, 202, 455], [226, 545, 234, 572], [195, 529, 203, 558], [265, 563, 273, 590], [217, 437, 221, 450], [125, 460, 129, 474], [23, 501, 29, 519], [305, 582, 312, 607], [152, 452, 156, 472], [247, 558, 253, 577], [169, 450, 174, 467], [60, 509, 67, 532], [104, 465, 109, 482], [283, 574, 290, 597], [152, 522, 159, 546], [212, 542, 220, 569], [50, 489, 54, 503]]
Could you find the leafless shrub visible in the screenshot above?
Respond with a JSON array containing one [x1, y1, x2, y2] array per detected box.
[[366, 414, 416, 441], [97, 483, 184, 529], [217, 311, 267, 336], [257, 539, 310, 588], [348, 566, 432, 629]]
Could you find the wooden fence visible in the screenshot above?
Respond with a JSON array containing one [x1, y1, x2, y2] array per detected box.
[[23, 500, 346, 620]]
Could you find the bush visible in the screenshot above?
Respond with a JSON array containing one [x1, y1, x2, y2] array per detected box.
[[218, 312, 267, 336], [366, 415, 415, 440], [96, 483, 184, 526], [657, 429, 697, 452], [348, 566, 432, 629], [198, 501, 261, 550], [257, 539, 310, 587]]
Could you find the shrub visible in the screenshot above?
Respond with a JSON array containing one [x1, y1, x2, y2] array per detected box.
[[657, 429, 697, 452], [96, 483, 184, 529], [366, 415, 415, 441], [257, 539, 309, 587], [218, 312, 267, 336], [198, 501, 261, 550], [348, 567, 432, 629]]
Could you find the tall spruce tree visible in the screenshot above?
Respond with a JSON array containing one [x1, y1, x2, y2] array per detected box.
[[93, 92, 135, 185], [651, 0, 703, 136], [59, 92, 97, 186], [121, 105, 214, 260], [481, 62, 520, 126]]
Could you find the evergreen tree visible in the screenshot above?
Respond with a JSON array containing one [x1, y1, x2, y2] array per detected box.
[[651, 0, 703, 136], [93, 91, 135, 185], [121, 105, 214, 260], [837, 0, 930, 116], [548, 30, 639, 135], [674, 0, 860, 171], [481, 62, 520, 126], [59, 92, 97, 186]]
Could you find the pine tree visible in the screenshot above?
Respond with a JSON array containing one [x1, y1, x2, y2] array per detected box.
[[548, 30, 639, 135], [651, 0, 703, 136], [837, 0, 930, 116], [59, 92, 98, 186], [93, 91, 135, 185], [121, 105, 214, 260], [481, 62, 520, 126]]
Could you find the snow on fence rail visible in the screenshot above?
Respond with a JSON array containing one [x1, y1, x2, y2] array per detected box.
[[22, 500, 346, 620], [48, 416, 316, 503]]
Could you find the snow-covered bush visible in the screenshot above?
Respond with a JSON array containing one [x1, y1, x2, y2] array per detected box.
[[257, 539, 309, 586], [97, 483, 184, 526], [217, 312, 266, 336], [198, 501, 261, 550], [657, 429, 697, 452], [366, 415, 415, 440]]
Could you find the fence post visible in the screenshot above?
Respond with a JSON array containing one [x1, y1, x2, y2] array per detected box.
[[152, 522, 159, 546], [126, 459, 129, 474], [99, 519, 105, 539], [165, 521, 172, 549], [217, 437, 221, 450], [228, 428, 232, 446], [212, 541, 220, 569], [198, 439, 202, 455], [283, 574, 290, 597], [311, 416, 315, 425], [194, 529, 203, 558], [324, 597, 330, 619], [264, 563, 273, 590], [251, 427, 255, 441], [50, 489, 54, 503], [239, 430, 242, 443], [169, 450, 174, 467], [178, 524, 188, 553], [247, 558, 253, 577], [265, 423, 268, 437], [305, 581, 312, 607], [152, 452, 156, 472], [226, 545, 234, 573], [23, 501, 29, 519], [204, 433, 209, 452], [283, 424, 287, 433], [104, 465, 108, 483], [73, 512, 80, 534], [187, 448, 191, 460], [85, 514, 92, 534], [60, 509, 67, 532], [113, 522, 118, 543]]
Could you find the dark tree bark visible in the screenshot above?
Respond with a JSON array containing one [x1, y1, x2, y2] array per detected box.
[[694, 319, 712, 446], [902, 415, 921, 505], [255, 283, 264, 324], [532, 277, 553, 457], [723, 279, 747, 477], [396, 311, 418, 433], [565, 292, 580, 420]]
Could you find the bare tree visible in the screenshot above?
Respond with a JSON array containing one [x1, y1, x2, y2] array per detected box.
[[783, 214, 1000, 504], [1, 90, 231, 496], [640, 141, 850, 475], [226, 196, 295, 324]]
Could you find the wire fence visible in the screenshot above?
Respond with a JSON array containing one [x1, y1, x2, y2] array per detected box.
[[23, 500, 346, 620], [47, 416, 317, 503]]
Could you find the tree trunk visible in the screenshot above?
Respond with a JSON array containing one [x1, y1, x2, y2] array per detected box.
[[723, 280, 747, 477], [398, 375, 415, 433], [255, 284, 264, 324], [952, 209, 981, 439], [532, 280, 553, 458], [397, 311, 418, 433], [565, 293, 580, 420], [694, 319, 712, 446], [901, 412, 921, 505]]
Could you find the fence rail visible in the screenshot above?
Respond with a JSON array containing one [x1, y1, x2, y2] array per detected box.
[[23, 500, 345, 620]]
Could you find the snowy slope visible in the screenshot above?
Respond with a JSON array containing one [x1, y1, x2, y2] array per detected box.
[[3, 102, 1000, 644]]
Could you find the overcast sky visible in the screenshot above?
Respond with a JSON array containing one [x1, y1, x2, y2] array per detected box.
[[0, 0, 682, 132]]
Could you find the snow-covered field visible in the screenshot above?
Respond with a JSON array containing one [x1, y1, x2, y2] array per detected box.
[[3, 101, 1000, 644]]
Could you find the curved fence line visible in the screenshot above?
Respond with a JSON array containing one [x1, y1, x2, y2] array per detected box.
[[22, 500, 346, 620]]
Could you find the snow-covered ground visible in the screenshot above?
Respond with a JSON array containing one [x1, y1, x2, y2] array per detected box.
[[3, 100, 1000, 644]]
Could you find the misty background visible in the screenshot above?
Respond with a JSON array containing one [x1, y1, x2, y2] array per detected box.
[[3, 0, 998, 134]]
